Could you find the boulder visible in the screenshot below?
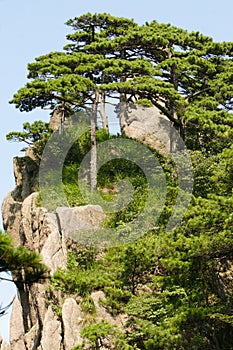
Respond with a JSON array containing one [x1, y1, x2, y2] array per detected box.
[[123, 105, 179, 154], [55, 205, 106, 243]]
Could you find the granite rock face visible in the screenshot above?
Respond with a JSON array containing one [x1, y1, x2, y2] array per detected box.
[[1, 188, 67, 349], [0, 157, 108, 349], [40, 307, 62, 350], [62, 298, 84, 349], [56, 205, 106, 233], [122, 104, 180, 154]]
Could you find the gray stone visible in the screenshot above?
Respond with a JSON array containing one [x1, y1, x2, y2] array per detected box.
[[62, 298, 83, 349], [1, 192, 22, 247], [55, 205, 106, 241], [24, 325, 39, 350], [123, 105, 179, 154], [9, 299, 26, 350], [40, 220, 67, 274], [49, 107, 63, 130], [18, 193, 67, 273], [13, 156, 38, 201], [40, 307, 62, 350], [91, 291, 116, 325]]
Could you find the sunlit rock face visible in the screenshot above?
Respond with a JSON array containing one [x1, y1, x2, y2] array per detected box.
[[122, 104, 179, 154], [0, 156, 110, 349]]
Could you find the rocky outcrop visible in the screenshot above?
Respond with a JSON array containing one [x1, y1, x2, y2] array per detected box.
[[0, 156, 112, 350], [1, 156, 38, 247], [1, 187, 67, 349], [13, 156, 38, 201], [55, 205, 106, 237], [122, 104, 179, 154]]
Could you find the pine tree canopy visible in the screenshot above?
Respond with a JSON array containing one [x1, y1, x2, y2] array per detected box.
[[10, 13, 233, 152]]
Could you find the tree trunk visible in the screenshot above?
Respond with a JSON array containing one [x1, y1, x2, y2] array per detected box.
[[119, 94, 127, 133], [90, 90, 99, 191], [119, 49, 127, 134], [100, 92, 109, 132], [169, 62, 185, 150]]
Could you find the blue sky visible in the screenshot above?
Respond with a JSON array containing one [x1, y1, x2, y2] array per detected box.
[[0, 0, 233, 343]]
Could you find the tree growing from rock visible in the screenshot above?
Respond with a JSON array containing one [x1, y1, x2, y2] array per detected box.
[[10, 13, 233, 190], [6, 120, 52, 160]]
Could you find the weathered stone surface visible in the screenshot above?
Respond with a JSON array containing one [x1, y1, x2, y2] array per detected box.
[[55, 205, 106, 241], [40, 307, 62, 350], [0, 338, 11, 350], [1, 192, 22, 247], [62, 298, 83, 349], [123, 105, 179, 154], [1, 188, 67, 349], [41, 227, 67, 274], [24, 325, 40, 350], [1, 155, 38, 247], [9, 299, 26, 350], [1, 183, 107, 349], [49, 106, 76, 131], [91, 291, 116, 325], [16, 192, 67, 273], [10, 340, 26, 350], [13, 156, 38, 201], [20, 193, 40, 249]]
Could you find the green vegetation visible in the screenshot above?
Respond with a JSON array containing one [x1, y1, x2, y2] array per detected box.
[[47, 131, 232, 349], [0, 231, 48, 316], [6, 120, 52, 160], [50, 142, 233, 348], [10, 13, 233, 152], [0, 231, 48, 283], [7, 12, 233, 349]]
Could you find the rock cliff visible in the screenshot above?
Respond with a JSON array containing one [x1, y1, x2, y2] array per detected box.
[[0, 156, 115, 350]]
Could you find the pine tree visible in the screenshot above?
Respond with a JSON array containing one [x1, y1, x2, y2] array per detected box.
[[0, 231, 48, 316], [10, 13, 233, 190]]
